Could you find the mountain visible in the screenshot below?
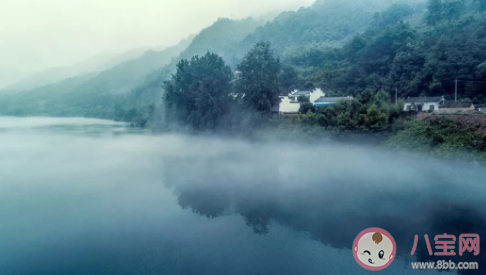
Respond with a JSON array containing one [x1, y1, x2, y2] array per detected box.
[[168, 17, 262, 69], [0, 36, 194, 118], [237, 0, 420, 58], [285, 0, 486, 102], [0, 67, 25, 90], [5, 48, 149, 91], [0, 16, 265, 119], [0, 0, 437, 122], [124, 0, 411, 114]]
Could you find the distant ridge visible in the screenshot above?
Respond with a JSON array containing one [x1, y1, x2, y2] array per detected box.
[[6, 48, 150, 91]]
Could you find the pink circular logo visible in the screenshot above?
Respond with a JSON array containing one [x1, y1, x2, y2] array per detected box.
[[353, 228, 396, 271]]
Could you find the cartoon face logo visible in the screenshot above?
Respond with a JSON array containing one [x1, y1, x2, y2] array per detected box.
[[353, 228, 396, 271]]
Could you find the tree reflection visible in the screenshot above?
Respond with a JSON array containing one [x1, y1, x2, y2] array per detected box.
[[177, 187, 230, 219], [161, 152, 486, 274], [236, 194, 279, 235]]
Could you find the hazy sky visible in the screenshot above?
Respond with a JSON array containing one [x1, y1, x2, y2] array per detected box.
[[0, 0, 313, 87]]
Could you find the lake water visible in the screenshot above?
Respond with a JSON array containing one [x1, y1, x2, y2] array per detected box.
[[0, 117, 484, 275]]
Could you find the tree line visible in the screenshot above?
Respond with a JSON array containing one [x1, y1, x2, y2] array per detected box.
[[162, 41, 281, 133]]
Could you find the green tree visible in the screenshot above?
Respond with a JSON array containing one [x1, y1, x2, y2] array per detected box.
[[443, 0, 464, 21], [299, 102, 315, 114], [236, 41, 281, 113], [389, 43, 426, 97], [279, 65, 299, 92], [163, 52, 233, 131], [363, 104, 389, 131], [372, 89, 391, 107], [371, 3, 414, 28], [297, 95, 310, 103]]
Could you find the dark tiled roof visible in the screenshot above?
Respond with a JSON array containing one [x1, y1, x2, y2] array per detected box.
[[314, 97, 350, 103], [292, 90, 312, 95], [442, 100, 474, 108], [405, 97, 443, 104]]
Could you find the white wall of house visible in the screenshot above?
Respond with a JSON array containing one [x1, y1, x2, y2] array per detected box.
[[279, 96, 301, 113], [278, 88, 325, 114], [403, 103, 414, 111], [403, 102, 440, 112], [310, 88, 325, 103], [423, 102, 440, 111]]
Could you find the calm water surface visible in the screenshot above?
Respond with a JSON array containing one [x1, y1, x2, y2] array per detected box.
[[0, 117, 484, 275]]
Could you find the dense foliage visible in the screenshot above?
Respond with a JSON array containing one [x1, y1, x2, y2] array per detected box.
[[163, 53, 233, 131], [239, 0, 412, 56], [386, 116, 486, 162], [291, 0, 486, 103], [161, 42, 282, 133], [236, 42, 281, 113], [316, 90, 402, 132]]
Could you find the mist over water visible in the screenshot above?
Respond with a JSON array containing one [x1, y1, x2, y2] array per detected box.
[[0, 117, 484, 274]]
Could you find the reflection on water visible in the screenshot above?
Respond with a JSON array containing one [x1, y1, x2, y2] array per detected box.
[[166, 152, 486, 275], [0, 116, 140, 136], [163, 133, 486, 274], [0, 117, 484, 274]]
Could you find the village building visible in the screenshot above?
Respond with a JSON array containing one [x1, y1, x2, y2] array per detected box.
[[274, 88, 355, 114], [404, 96, 477, 113], [277, 88, 325, 114], [404, 96, 444, 112], [475, 104, 486, 113]]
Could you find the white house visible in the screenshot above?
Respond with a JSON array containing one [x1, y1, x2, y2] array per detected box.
[[277, 88, 325, 114], [276, 96, 300, 113], [404, 96, 444, 112], [286, 88, 325, 103], [476, 104, 486, 112]]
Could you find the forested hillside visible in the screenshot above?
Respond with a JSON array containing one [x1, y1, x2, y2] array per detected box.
[[5, 48, 148, 91], [1, 0, 485, 129], [0, 0, 407, 120], [175, 18, 262, 68], [0, 36, 194, 118], [239, 0, 422, 57], [114, 0, 415, 124], [291, 0, 486, 103], [0, 17, 264, 119]]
